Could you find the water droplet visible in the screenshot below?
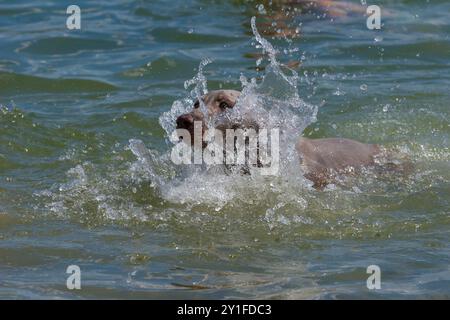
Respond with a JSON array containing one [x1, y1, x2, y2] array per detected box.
[[360, 84, 368, 91], [333, 88, 345, 96], [374, 36, 383, 42], [257, 4, 266, 14]]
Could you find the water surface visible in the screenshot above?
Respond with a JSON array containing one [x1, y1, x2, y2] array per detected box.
[[0, 0, 449, 299]]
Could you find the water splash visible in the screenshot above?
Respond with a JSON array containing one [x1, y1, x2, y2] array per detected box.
[[250, 16, 297, 88], [151, 17, 318, 207], [38, 17, 448, 233], [159, 57, 213, 144]]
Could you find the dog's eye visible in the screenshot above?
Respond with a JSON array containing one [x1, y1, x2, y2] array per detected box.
[[219, 101, 229, 110], [193, 100, 200, 108]]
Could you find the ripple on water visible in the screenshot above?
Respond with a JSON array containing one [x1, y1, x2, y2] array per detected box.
[[17, 37, 122, 55]]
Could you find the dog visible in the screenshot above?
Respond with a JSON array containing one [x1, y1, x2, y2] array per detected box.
[[176, 90, 382, 189]]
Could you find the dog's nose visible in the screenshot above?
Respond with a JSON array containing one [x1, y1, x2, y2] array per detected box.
[[176, 113, 194, 129]]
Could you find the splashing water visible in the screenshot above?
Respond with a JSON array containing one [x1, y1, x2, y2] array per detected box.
[[5, 0, 449, 300], [149, 17, 319, 207], [39, 17, 442, 229], [159, 58, 214, 144]]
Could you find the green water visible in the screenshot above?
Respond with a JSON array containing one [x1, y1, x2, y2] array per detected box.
[[0, 0, 449, 299]]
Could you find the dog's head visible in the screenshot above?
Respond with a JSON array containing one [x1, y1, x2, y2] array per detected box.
[[176, 90, 274, 173], [176, 89, 257, 145]]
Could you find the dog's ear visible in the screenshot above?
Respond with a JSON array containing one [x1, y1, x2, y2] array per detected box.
[[215, 97, 236, 113], [217, 90, 240, 108]]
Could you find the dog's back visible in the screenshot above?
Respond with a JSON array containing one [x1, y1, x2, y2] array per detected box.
[[296, 137, 381, 189]]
